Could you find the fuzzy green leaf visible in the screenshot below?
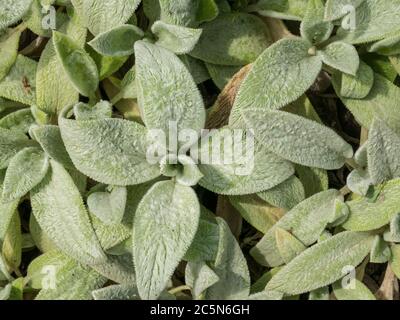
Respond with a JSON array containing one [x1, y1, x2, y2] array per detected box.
[[152, 21, 202, 55], [196, 129, 295, 195], [370, 235, 391, 263], [59, 111, 160, 186], [251, 189, 341, 267], [338, 73, 400, 132], [135, 40, 205, 135], [30, 160, 107, 265], [0, 0, 33, 32], [343, 179, 400, 231], [30, 125, 74, 169], [367, 119, 400, 184], [0, 108, 35, 133], [88, 25, 144, 57], [190, 13, 272, 66], [258, 176, 305, 210], [275, 227, 307, 264], [337, 0, 400, 44], [230, 38, 322, 123], [300, 0, 333, 44], [92, 284, 140, 300], [332, 61, 374, 99], [3, 147, 49, 202], [242, 110, 353, 170], [0, 55, 36, 105], [74, 101, 112, 120], [53, 31, 99, 97], [185, 261, 219, 299], [368, 35, 400, 56], [0, 127, 34, 169], [133, 180, 200, 300], [87, 186, 127, 225], [205, 218, 250, 300], [319, 41, 359, 75], [28, 251, 106, 300], [266, 231, 374, 295], [0, 29, 21, 81], [332, 279, 376, 300], [324, 0, 365, 21], [71, 0, 141, 35], [229, 194, 284, 234]]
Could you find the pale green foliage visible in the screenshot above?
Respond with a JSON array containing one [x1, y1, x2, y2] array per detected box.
[[275, 227, 306, 264], [152, 21, 202, 55], [135, 41, 205, 135], [196, 129, 295, 195], [190, 13, 272, 66], [319, 42, 359, 75], [133, 180, 200, 300], [0, 127, 34, 169], [53, 31, 99, 97], [337, 0, 400, 44], [59, 109, 160, 186], [324, 0, 365, 21], [0, 29, 21, 81], [332, 61, 374, 99], [266, 231, 374, 295], [36, 16, 87, 114], [27, 250, 106, 300], [89, 25, 144, 57], [343, 179, 400, 231], [332, 279, 376, 300], [367, 119, 400, 184], [92, 284, 140, 300], [0, 55, 37, 105], [248, 0, 308, 21], [1, 0, 399, 301], [30, 125, 74, 169], [370, 235, 391, 263], [30, 160, 107, 265], [0, 108, 35, 133], [0, 0, 33, 32], [74, 101, 112, 120], [230, 38, 322, 123], [369, 35, 400, 56], [258, 176, 305, 210], [2, 147, 49, 202], [251, 189, 342, 267], [338, 73, 400, 132], [242, 110, 353, 170], [71, 0, 141, 35], [300, 0, 333, 44], [185, 261, 219, 299], [229, 194, 283, 234], [87, 186, 127, 225], [205, 218, 250, 299]]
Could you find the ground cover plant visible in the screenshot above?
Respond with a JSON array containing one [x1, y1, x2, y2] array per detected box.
[[0, 0, 400, 301]]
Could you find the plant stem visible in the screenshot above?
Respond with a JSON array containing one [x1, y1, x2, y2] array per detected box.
[[168, 285, 191, 295]]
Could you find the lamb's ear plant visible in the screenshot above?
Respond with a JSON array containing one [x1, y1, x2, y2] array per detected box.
[[0, 0, 400, 302]]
